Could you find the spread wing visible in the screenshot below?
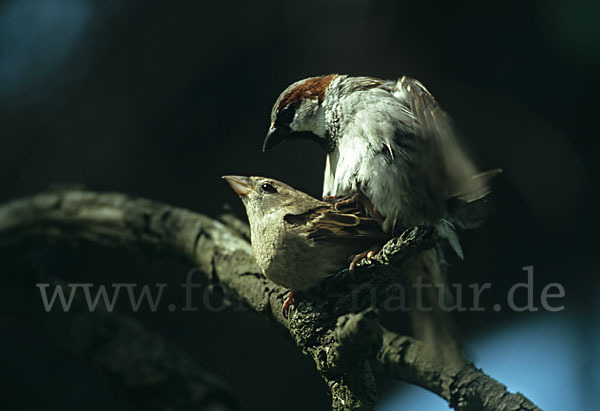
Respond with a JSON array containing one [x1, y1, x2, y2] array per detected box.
[[391, 76, 494, 203], [284, 205, 388, 242]]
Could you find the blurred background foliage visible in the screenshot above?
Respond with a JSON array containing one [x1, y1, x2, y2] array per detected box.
[[0, 0, 598, 410]]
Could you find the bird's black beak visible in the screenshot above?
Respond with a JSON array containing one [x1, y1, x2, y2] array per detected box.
[[263, 125, 290, 152], [222, 175, 252, 197]]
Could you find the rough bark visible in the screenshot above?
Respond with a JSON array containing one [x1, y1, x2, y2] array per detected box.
[[0, 189, 542, 411]]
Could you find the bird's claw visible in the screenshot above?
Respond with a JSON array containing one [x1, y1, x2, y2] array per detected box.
[[333, 193, 361, 210], [349, 250, 375, 272], [331, 191, 386, 226], [348, 246, 380, 271], [282, 290, 296, 319]]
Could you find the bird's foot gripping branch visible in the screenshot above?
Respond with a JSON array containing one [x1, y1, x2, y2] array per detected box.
[[0, 189, 541, 411]]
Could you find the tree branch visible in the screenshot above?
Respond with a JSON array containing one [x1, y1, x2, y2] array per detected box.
[[374, 329, 540, 411], [0, 189, 541, 411]]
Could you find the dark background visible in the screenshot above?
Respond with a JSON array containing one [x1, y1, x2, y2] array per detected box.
[[1, 0, 598, 410]]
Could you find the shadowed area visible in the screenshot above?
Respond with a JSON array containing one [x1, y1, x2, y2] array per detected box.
[[0, 0, 598, 410]]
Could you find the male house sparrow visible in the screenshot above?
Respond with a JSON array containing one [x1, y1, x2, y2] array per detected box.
[[263, 74, 498, 365], [223, 175, 388, 317], [264, 74, 496, 243]]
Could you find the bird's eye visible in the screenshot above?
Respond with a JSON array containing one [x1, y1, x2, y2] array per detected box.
[[261, 183, 277, 194], [277, 105, 295, 125]]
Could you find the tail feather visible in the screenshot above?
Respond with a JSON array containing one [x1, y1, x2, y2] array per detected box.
[[403, 249, 465, 370], [447, 168, 502, 230], [436, 219, 463, 260]]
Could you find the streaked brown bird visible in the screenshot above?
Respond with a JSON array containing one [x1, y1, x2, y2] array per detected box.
[[223, 175, 388, 317]]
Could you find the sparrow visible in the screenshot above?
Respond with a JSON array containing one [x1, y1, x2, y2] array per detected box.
[[222, 175, 388, 317], [263, 74, 499, 366], [263, 74, 498, 243]]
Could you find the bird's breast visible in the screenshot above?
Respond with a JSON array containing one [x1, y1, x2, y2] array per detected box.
[[322, 137, 430, 233]]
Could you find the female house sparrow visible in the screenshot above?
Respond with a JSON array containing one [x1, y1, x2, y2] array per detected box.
[[223, 175, 388, 317]]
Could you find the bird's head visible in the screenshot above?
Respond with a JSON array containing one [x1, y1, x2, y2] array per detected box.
[[263, 74, 339, 152], [222, 175, 309, 222]]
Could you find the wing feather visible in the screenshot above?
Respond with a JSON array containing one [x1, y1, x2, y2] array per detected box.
[[393, 76, 492, 203], [284, 206, 388, 241]]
